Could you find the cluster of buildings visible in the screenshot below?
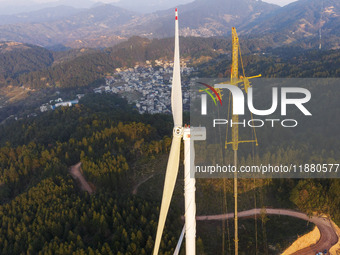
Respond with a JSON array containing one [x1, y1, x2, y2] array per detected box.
[[39, 59, 198, 115], [95, 59, 196, 114], [40, 95, 83, 112]]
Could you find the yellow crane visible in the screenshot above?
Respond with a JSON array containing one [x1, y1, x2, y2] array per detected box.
[[224, 27, 261, 255]]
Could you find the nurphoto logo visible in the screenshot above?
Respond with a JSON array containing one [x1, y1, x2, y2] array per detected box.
[[199, 81, 312, 128]]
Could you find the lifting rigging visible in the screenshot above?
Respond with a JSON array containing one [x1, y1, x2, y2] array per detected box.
[[218, 27, 261, 255]]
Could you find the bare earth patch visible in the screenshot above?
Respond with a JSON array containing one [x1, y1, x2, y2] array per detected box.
[[196, 208, 338, 255], [70, 162, 94, 194], [282, 226, 320, 255], [329, 220, 340, 255]]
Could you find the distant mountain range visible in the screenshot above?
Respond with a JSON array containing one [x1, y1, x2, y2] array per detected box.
[[0, 0, 194, 16], [243, 0, 340, 48], [0, 5, 136, 48], [129, 0, 279, 38], [0, 0, 94, 16], [111, 0, 195, 14], [0, 6, 84, 25], [0, 0, 339, 49]]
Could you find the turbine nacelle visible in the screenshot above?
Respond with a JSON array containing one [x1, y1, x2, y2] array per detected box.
[[183, 127, 206, 141]]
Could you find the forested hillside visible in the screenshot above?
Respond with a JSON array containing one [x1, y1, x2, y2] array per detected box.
[[0, 94, 181, 254], [0, 36, 279, 89], [197, 47, 340, 78], [0, 36, 339, 254], [0, 42, 53, 85], [0, 91, 339, 254], [3, 37, 340, 91], [16, 36, 230, 89]]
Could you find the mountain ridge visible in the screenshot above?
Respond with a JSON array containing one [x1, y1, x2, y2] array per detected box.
[[0, 0, 339, 49], [0, 6, 84, 25]]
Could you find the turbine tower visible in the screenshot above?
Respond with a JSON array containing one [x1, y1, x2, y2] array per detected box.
[[153, 8, 206, 255]]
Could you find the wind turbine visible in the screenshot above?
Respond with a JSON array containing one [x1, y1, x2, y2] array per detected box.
[[153, 8, 206, 255]]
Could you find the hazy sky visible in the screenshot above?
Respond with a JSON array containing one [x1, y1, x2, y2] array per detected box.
[[0, 0, 299, 7]]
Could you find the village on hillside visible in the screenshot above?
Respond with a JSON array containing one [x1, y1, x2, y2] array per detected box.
[[40, 59, 197, 114]]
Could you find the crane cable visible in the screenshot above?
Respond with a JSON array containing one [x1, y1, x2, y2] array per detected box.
[[216, 98, 232, 255], [239, 38, 260, 254], [223, 36, 259, 253], [238, 39, 258, 146], [252, 124, 258, 255]]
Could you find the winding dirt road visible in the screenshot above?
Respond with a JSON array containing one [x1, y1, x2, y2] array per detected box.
[[196, 208, 338, 255], [70, 162, 94, 194]]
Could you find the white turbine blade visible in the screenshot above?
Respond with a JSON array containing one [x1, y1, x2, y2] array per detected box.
[[171, 8, 183, 127], [153, 134, 182, 255], [153, 9, 183, 254], [174, 225, 185, 255]]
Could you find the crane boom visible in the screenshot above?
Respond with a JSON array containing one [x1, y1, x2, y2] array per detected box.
[[231, 27, 239, 255], [227, 27, 261, 255]]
